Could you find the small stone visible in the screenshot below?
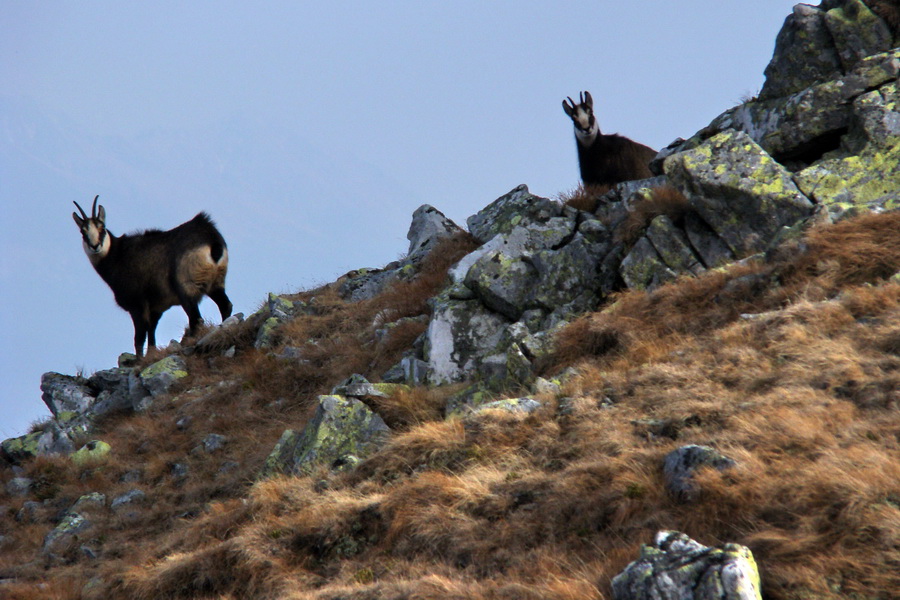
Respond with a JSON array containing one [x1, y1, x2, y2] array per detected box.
[[139, 356, 189, 397], [5, 476, 33, 497], [202, 434, 227, 453], [473, 397, 542, 414], [663, 445, 737, 501], [111, 489, 146, 511]]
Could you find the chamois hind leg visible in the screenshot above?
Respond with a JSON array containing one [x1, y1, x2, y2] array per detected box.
[[208, 287, 233, 321]]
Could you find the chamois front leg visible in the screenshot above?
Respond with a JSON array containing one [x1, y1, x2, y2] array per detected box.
[[146, 311, 163, 355], [130, 311, 148, 357]]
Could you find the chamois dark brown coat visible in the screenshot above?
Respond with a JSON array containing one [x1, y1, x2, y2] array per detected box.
[[562, 91, 657, 187], [72, 196, 232, 356]]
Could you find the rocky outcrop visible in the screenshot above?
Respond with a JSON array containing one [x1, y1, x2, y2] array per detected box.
[[1, 354, 192, 464], [339, 204, 463, 303], [261, 395, 391, 477], [424, 185, 616, 392], [654, 1, 900, 222], [612, 531, 761, 600]]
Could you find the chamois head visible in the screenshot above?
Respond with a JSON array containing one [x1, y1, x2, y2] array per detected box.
[[562, 91, 598, 144], [72, 195, 110, 262]]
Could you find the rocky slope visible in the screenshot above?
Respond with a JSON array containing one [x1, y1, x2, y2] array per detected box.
[[2, 2, 899, 599]]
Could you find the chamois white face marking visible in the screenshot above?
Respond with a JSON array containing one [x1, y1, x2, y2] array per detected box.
[[79, 220, 110, 262], [572, 105, 598, 144], [73, 197, 110, 263]]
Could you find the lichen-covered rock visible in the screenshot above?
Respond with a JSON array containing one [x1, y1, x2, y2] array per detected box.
[[71, 492, 106, 513], [612, 531, 761, 600], [620, 236, 677, 290], [664, 444, 737, 501], [266, 292, 296, 321], [684, 212, 735, 269], [620, 213, 708, 291], [527, 226, 612, 313], [261, 395, 391, 477], [117, 352, 139, 367], [332, 374, 409, 400], [42, 512, 93, 557], [253, 293, 304, 346], [795, 145, 900, 219], [464, 250, 538, 321], [472, 397, 541, 414], [254, 316, 282, 349], [87, 367, 148, 416], [1, 422, 76, 464], [450, 214, 575, 286], [425, 290, 511, 385], [823, 0, 893, 70], [478, 343, 534, 391], [466, 184, 564, 244], [645, 215, 705, 276], [665, 130, 814, 258], [853, 80, 900, 146], [139, 355, 188, 398], [40, 372, 94, 419], [725, 50, 900, 161], [71, 440, 111, 466], [793, 81, 900, 218], [426, 185, 621, 386], [759, 3, 843, 100]]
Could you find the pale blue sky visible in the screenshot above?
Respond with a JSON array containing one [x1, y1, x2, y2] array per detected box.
[[0, 1, 798, 438]]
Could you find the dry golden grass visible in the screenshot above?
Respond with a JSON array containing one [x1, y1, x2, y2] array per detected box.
[[4, 213, 900, 599]]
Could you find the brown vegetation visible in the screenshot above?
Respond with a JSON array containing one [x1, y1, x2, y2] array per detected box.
[[558, 184, 611, 213], [2, 214, 900, 599], [614, 185, 691, 248]]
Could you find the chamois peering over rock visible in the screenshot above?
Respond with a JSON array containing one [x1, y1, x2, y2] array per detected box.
[[562, 91, 657, 187], [72, 196, 233, 357]]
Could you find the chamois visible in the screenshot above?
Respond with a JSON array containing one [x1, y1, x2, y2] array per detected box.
[[562, 91, 657, 187], [72, 196, 233, 357]]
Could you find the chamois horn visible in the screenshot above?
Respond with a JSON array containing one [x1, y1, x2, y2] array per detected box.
[[73, 195, 100, 221]]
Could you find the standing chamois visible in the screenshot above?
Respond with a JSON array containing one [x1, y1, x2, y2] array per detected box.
[[562, 91, 657, 187], [72, 196, 233, 357]]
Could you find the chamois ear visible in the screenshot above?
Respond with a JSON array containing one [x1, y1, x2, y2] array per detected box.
[[562, 97, 575, 117], [73, 200, 89, 227], [97, 204, 106, 224], [583, 91, 593, 109]]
